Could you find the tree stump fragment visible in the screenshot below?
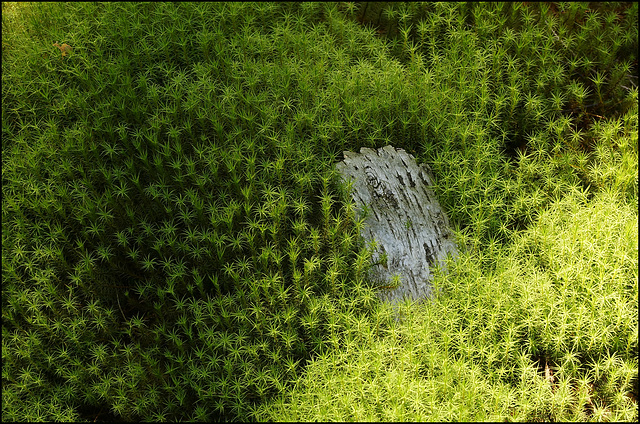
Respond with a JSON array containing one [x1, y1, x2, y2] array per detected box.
[[336, 145, 458, 307]]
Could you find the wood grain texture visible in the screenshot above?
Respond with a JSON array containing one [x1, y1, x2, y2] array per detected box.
[[336, 145, 458, 307]]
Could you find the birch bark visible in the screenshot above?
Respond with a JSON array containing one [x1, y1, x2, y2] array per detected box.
[[336, 145, 458, 307]]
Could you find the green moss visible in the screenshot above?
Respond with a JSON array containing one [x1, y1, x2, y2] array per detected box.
[[3, 1, 637, 422]]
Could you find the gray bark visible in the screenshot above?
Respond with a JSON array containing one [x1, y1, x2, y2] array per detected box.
[[336, 145, 458, 308]]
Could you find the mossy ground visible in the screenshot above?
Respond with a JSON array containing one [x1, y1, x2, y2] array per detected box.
[[2, 2, 637, 421]]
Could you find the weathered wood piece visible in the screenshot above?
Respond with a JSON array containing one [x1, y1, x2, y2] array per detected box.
[[336, 145, 458, 307]]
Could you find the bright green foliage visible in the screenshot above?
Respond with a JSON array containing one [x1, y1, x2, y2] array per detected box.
[[3, 1, 638, 422], [257, 166, 638, 423]]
